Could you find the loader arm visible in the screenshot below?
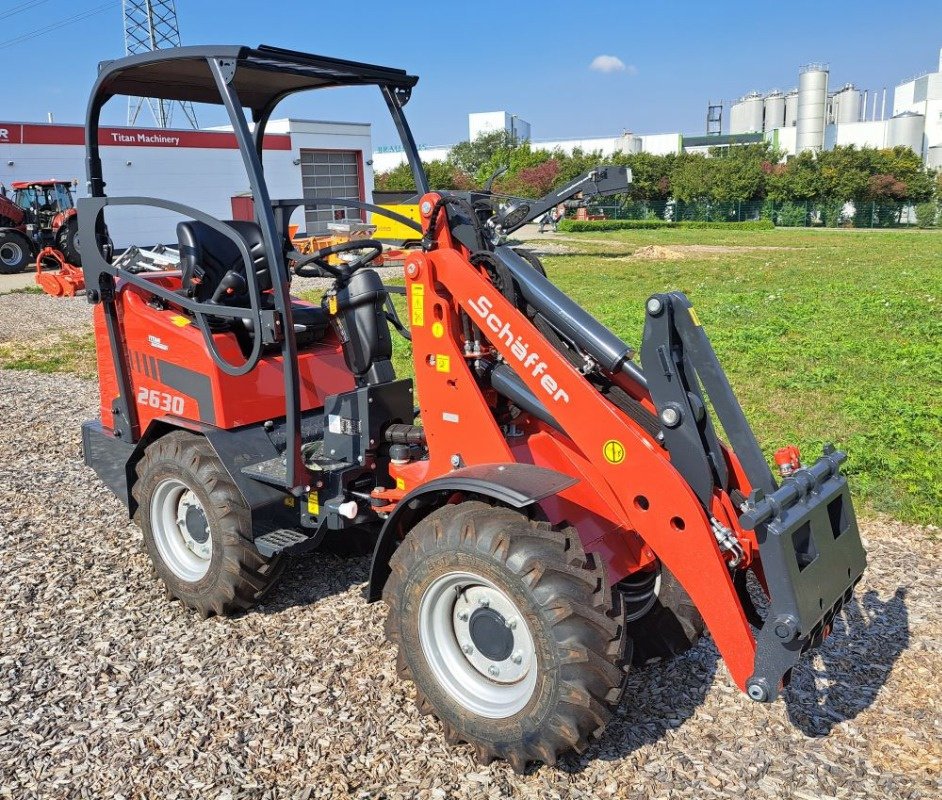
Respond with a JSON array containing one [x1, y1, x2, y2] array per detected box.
[[397, 192, 866, 700]]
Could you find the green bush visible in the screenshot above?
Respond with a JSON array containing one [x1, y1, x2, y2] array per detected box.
[[773, 202, 810, 227], [557, 219, 774, 232], [915, 201, 938, 228]]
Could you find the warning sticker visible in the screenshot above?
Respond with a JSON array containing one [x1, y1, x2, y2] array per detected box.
[[688, 307, 702, 327], [395, 477, 406, 491], [307, 493, 319, 517], [411, 284, 425, 327], [435, 354, 450, 373], [603, 439, 626, 465], [170, 315, 190, 327], [431, 321, 444, 338], [328, 296, 338, 315]]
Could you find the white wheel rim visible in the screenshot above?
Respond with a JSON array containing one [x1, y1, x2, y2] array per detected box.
[[0, 242, 23, 266], [418, 571, 537, 719], [150, 478, 212, 582]]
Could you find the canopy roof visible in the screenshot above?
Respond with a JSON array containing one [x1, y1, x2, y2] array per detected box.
[[10, 179, 72, 189], [93, 44, 419, 114]]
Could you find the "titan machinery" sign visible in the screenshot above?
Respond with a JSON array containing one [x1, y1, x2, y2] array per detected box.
[[0, 122, 291, 150]]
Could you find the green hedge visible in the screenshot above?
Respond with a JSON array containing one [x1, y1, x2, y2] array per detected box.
[[557, 219, 775, 232]]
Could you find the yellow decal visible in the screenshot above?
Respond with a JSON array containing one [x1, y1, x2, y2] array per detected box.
[[307, 494, 319, 517], [603, 439, 626, 465], [435, 354, 451, 373], [395, 477, 406, 491], [328, 296, 338, 315], [688, 307, 702, 327], [170, 315, 190, 327], [284, 496, 296, 508], [411, 283, 425, 327], [431, 321, 444, 339]]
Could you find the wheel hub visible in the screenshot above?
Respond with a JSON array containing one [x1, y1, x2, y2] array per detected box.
[[418, 572, 538, 718], [0, 242, 22, 266], [468, 607, 514, 662], [176, 490, 211, 558], [150, 479, 212, 582], [451, 584, 532, 684]]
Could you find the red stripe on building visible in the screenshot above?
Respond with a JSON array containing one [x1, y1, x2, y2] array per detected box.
[[0, 122, 291, 150]]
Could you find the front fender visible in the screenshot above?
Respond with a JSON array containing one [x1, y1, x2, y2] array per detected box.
[[365, 463, 577, 602]]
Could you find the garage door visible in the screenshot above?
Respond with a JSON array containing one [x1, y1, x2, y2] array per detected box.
[[299, 150, 363, 234]]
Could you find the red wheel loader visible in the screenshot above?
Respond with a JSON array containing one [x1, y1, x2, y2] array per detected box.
[[79, 45, 867, 771]]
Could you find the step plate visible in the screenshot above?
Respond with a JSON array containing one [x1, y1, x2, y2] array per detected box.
[[254, 528, 311, 558]]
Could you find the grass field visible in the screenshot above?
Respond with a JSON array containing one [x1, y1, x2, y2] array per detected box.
[[2, 227, 939, 526], [529, 228, 941, 527]]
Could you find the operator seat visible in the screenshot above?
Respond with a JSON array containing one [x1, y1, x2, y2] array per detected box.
[[176, 219, 329, 337]]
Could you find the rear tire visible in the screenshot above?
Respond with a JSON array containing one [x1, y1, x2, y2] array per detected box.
[[56, 220, 81, 266], [384, 501, 628, 772], [0, 230, 31, 274], [133, 430, 284, 617], [618, 565, 705, 666]]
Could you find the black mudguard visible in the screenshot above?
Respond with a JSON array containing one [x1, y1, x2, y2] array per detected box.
[[365, 463, 577, 602]]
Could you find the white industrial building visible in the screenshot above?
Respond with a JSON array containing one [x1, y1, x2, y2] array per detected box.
[[372, 46, 942, 172], [0, 118, 374, 248]]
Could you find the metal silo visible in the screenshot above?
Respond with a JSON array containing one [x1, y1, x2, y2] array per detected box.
[[832, 84, 861, 124], [796, 64, 829, 153], [729, 100, 747, 134], [743, 92, 764, 132], [886, 112, 925, 154], [784, 90, 799, 127], [763, 91, 786, 131]]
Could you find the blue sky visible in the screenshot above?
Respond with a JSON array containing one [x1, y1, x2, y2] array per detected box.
[[7, 0, 942, 147]]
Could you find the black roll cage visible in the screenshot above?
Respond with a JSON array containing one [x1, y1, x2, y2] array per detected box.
[[79, 44, 428, 492]]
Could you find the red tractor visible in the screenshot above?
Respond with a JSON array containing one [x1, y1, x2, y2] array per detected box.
[[78, 45, 867, 771], [0, 179, 81, 274]]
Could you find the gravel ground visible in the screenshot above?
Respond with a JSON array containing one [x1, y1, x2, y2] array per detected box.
[[0, 288, 940, 799], [0, 294, 93, 344], [0, 366, 939, 799], [0, 265, 404, 346]]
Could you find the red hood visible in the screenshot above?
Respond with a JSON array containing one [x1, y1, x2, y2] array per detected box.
[[0, 193, 25, 226]]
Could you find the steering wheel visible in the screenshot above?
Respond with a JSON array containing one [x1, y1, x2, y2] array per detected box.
[[293, 239, 383, 281]]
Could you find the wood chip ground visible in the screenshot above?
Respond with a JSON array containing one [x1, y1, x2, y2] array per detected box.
[[0, 296, 939, 799]]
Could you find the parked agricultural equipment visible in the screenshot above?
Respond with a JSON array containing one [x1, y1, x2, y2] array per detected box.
[[34, 248, 84, 296], [0, 179, 82, 274], [79, 45, 867, 771], [33, 243, 177, 297]]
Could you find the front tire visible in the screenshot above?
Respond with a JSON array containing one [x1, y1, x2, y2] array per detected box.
[[56, 220, 81, 266], [384, 501, 628, 771], [0, 230, 31, 274], [133, 431, 284, 617]]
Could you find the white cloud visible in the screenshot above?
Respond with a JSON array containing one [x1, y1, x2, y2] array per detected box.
[[590, 55, 636, 75]]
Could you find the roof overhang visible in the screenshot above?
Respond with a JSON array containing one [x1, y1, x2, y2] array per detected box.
[[92, 44, 419, 117]]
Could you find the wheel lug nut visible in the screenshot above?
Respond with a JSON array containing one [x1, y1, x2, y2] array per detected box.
[[487, 665, 499, 676], [462, 643, 474, 655], [478, 597, 489, 608], [511, 651, 523, 664], [457, 611, 469, 621], [505, 617, 517, 630]]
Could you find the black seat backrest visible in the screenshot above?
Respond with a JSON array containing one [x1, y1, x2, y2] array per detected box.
[[177, 219, 273, 304]]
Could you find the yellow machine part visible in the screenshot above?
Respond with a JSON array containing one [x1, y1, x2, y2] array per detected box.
[[372, 204, 421, 243]]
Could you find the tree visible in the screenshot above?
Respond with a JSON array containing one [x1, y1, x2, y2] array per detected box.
[[669, 154, 712, 203], [767, 151, 820, 202], [497, 159, 561, 198], [374, 159, 469, 193], [447, 130, 515, 177]]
